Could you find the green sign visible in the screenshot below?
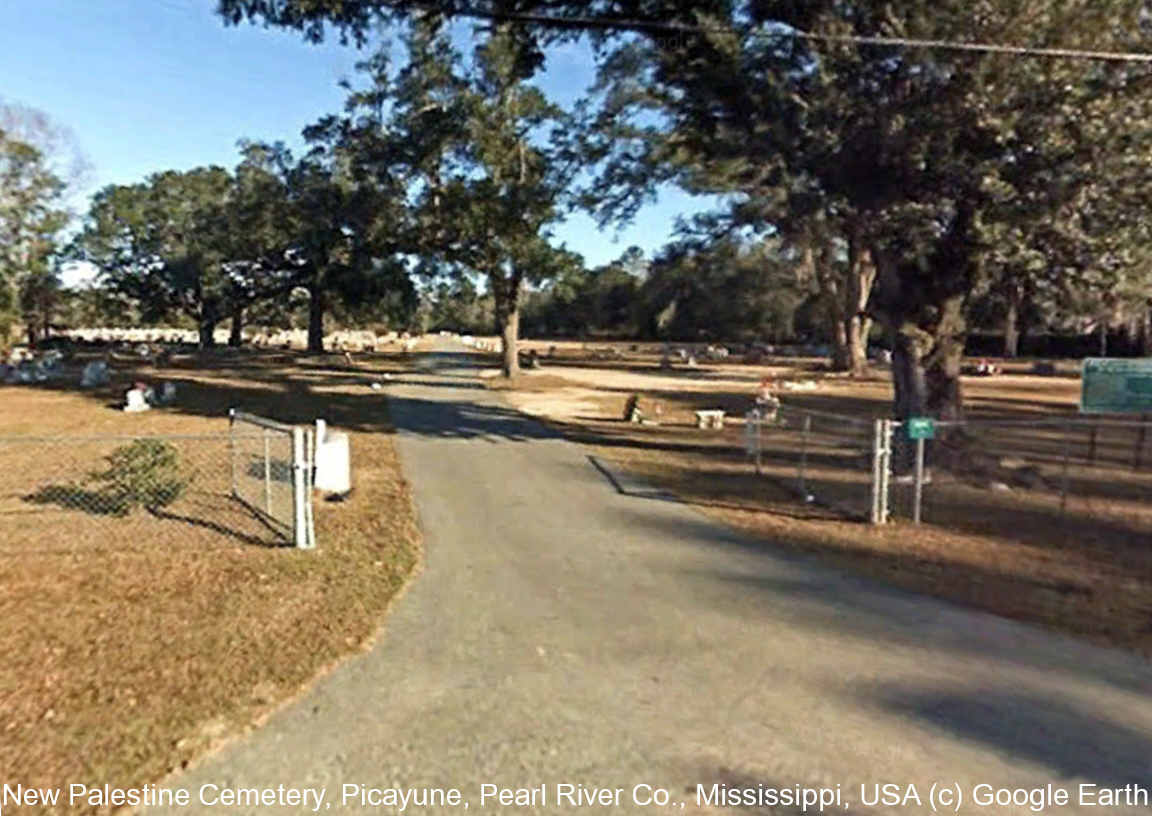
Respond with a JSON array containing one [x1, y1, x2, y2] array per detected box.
[[1081, 358, 1152, 414], [907, 417, 935, 440]]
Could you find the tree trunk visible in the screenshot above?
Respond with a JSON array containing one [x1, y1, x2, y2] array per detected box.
[[889, 327, 928, 420], [308, 283, 326, 353], [500, 306, 520, 378], [493, 274, 522, 378], [843, 238, 876, 376], [924, 294, 967, 422], [1141, 308, 1152, 357], [844, 314, 870, 373], [1099, 321, 1108, 357], [831, 321, 850, 370], [198, 318, 217, 350], [229, 306, 244, 347], [871, 249, 968, 426], [888, 326, 929, 473], [1003, 293, 1019, 358], [825, 231, 876, 376]]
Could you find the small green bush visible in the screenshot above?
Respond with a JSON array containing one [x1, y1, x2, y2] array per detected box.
[[89, 439, 189, 515]]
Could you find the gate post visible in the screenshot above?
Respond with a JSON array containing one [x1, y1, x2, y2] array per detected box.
[[292, 426, 314, 549]]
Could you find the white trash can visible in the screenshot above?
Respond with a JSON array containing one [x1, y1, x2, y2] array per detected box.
[[314, 419, 351, 493]]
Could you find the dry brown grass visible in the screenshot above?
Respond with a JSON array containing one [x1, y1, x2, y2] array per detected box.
[[494, 347, 1152, 656], [0, 348, 421, 813]]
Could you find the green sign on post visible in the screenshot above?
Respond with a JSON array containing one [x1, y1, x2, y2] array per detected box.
[[1081, 358, 1152, 414], [907, 416, 935, 440]]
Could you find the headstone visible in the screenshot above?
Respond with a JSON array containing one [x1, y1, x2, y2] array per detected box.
[[624, 394, 644, 423], [151, 382, 177, 405], [123, 386, 150, 413], [40, 350, 63, 369], [695, 409, 726, 430], [81, 360, 110, 388]]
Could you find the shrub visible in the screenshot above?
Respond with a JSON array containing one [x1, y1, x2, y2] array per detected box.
[[89, 439, 189, 515]]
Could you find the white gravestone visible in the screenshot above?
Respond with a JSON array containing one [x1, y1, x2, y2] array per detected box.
[[123, 387, 150, 413]]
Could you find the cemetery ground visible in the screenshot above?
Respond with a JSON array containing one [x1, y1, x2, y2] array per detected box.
[[484, 339, 1152, 657], [0, 346, 421, 811]]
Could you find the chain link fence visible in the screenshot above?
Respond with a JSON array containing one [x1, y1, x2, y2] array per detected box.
[[889, 416, 1152, 541], [0, 415, 315, 552], [229, 411, 315, 548], [743, 403, 1152, 547], [745, 404, 890, 522]]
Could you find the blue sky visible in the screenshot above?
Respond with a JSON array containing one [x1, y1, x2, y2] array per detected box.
[[1, 0, 716, 283]]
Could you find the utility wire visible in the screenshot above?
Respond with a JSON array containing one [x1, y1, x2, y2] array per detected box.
[[423, 3, 1152, 63], [793, 30, 1152, 63]]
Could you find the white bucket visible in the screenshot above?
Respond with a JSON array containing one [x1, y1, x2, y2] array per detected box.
[[314, 419, 351, 493]]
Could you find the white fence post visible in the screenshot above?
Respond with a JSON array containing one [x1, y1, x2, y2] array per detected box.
[[870, 419, 883, 524], [870, 418, 896, 525], [292, 426, 314, 549], [876, 419, 894, 524]]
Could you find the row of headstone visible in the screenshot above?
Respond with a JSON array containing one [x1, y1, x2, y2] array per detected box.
[[2, 362, 50, 384], [460, 335, 499, 353], [246, 329, 413, 352], [65, 326, 419, 352], [1, 347, 69, 384], [65, 327, 204, 345]]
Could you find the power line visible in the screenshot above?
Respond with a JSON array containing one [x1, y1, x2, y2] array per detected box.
[[423, 3, 1152, 63], [793, 31, 1152, 63]]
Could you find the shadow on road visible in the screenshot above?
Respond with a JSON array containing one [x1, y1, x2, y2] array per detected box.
[[875, 688, 1152, 787], [389, 395, 561, 442], [661, 552, 1152, 698]]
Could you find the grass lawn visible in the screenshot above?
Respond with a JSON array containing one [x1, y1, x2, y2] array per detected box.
[[485, 343, 1152, 656], [0, 347, 421, 813]]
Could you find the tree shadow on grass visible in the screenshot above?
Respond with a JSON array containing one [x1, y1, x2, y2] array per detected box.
[[22, 485, 285, 547], [23, 483, 122, 515], [148, 505, 286, 547]]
